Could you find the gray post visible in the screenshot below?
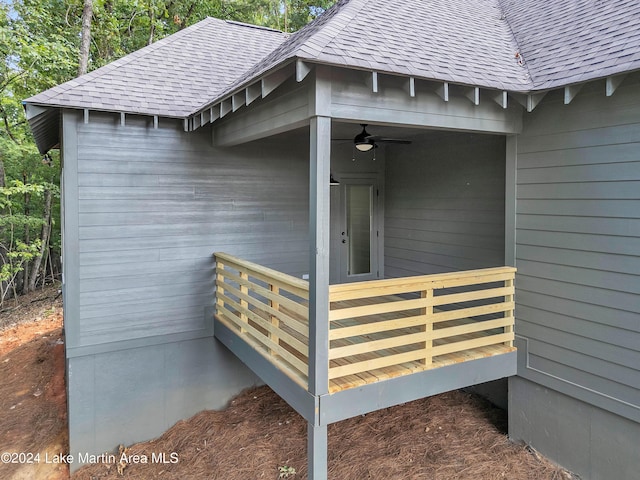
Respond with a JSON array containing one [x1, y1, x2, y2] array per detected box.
[[308, 423, 328, 480], [505, 135, 517, 267], [308, 115, 331, 479]]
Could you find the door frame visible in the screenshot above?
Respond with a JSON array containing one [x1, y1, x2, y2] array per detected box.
[[330, 172, 384, 284]]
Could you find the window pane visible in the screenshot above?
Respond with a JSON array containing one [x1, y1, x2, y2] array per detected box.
[[347, 185, 372, 275]]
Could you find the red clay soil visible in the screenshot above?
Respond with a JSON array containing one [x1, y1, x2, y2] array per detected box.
[[1, 287, 572, 480], [0, 286, 67, 480]]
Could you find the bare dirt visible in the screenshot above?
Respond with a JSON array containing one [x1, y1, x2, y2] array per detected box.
[[1, 286, 571, 480], [0, 285, 67, 480]]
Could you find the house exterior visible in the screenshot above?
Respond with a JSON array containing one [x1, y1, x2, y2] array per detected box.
[[24, 1, 640, 479]]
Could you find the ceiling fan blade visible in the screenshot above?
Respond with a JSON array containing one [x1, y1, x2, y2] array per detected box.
[[366, 136, 412, 144]]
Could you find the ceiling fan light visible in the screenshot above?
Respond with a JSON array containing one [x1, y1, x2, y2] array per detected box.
[[355, 141, 374, 152]]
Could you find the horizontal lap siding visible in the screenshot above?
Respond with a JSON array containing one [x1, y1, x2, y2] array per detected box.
[[515, 79, 640, 421], [384, 133, 506, 278], [71, 113, 309, 350]]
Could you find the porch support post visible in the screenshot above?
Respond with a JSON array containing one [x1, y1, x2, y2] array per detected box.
[[505, 135, 517, 267], [308, 422, 328, 480], [308, 115, 331, 480], [308, 115, 331, 396]]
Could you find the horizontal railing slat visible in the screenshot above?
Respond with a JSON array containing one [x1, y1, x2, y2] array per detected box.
[[432, 286, 515, 307], [329, 350, 427, 379], [430, 332, 514, 357], [430, 317, 514, 340], [329, 315, 425, 340], [431, 301, 515, 323], [329, 297, 430, 321], [329, 332, 426, 360]]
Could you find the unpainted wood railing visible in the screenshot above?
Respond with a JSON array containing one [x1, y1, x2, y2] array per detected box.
[[214, 252, 309, 387], [327, 267, 516, 384]]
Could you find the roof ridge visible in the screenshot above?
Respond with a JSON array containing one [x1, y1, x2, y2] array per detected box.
[[224, 19, 283, 34], [497, 0, 535, 89], [297, 0, 369, 60]]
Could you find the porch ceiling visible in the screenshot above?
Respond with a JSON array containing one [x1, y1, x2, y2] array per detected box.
[[253, 121, 487, 149]]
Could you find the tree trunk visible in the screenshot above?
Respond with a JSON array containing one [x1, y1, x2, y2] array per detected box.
[[0, 159, 5, 188], [78, 0, 93, 76], [21, 181, 30, 294], [28, 188, 53, 291], [284, 0, 289, 32], [148, 1, 155, 45]]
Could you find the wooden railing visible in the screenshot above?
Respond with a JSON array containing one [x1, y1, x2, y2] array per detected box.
[[327, 267, 516, 383], [214, 252, 309, 387], [214, 254, 515, 393]]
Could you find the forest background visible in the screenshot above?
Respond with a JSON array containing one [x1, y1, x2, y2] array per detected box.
[[0, 0, 336, 306]]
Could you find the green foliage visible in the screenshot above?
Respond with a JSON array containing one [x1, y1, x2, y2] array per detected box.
[[226, 0, 335, 32], [0, 0, 336, 299], [0, 180, 46, 305], [278, 465, 297, 478]]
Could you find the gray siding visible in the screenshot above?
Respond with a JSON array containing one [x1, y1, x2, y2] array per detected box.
[[514, 77, 640, 423], [384, 132, 506, 277], [68, 112, 309, 353], [67, 336, 258, 470], [329, 68, 523, 135], [510, 376, 640, 480], [62, 111, 311, 468]]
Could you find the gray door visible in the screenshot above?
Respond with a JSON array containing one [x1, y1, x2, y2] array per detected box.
[[330, 175, 380, 284]]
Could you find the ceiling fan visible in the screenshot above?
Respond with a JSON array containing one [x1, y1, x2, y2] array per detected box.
[[346, 124, 412, 152]]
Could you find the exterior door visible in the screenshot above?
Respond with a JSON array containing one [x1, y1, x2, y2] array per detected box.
[[330, 175, 381, 284]]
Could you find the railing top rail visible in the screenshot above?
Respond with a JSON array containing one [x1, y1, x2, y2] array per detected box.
[[214, 252, 309, 293], [329, 266, 516, 295]]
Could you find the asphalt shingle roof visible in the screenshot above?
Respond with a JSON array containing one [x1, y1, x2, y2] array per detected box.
[[500, 0, 640, 90], [25, 18, 287, 117], [25, 0, 640, 118], [231, 0, 530, 95]]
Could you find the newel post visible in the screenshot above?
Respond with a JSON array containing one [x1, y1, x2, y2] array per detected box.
[[308, 115, 331, 480]]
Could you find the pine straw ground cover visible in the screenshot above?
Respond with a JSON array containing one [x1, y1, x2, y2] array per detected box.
[[73, 385, 570, 480]]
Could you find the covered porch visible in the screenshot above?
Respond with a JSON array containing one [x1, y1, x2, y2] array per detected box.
[[205, 63, 522, 478]]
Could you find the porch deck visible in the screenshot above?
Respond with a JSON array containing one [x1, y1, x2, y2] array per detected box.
[[213, 252, 516, 395]]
